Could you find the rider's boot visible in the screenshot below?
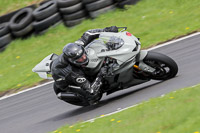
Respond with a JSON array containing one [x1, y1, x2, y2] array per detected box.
[[81, 77, 102, 105]]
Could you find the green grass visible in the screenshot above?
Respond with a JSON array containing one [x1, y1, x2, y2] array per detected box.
[[0, 0, 43, 16], [0, 0, 200, 92], [51, 84, 200, 133]]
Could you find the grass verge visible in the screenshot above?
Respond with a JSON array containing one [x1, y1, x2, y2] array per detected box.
[[0, 0, 43, 16], [0, 0, 200, 92], [51, 84, 200, 133]]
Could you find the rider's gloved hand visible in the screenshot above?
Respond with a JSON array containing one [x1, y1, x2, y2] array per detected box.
[[104, 26, 118, 32], [98, 66, 108, 78], [89, 66, 109, 94]]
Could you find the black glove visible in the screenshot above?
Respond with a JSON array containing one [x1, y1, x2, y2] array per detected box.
[[104, 26, 118, 33], [81, 76, 102, 94], [97, 66, 108, 78]]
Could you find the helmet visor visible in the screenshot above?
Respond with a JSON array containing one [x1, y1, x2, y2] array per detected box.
[[75, 53, 87, 63]]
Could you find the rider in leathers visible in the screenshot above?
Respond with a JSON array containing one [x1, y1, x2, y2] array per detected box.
[[51, 26, 118, 100]]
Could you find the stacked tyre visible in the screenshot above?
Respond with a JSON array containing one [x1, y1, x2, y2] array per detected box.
[[9, 8, 34, 38], [33, 0, 61, 33], [83, 0, 115, 18], [57, 0, 87, 27], [0, 23, 12, 52]]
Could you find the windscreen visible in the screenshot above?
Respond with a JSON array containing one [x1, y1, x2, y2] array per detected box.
[[99, 36, 124, 50]]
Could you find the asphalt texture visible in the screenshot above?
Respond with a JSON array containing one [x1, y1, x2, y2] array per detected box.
[[1, 34, 200, 133]]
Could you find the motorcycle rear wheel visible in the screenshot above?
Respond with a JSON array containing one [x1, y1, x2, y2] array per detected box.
[[143, 51, 178, 80]]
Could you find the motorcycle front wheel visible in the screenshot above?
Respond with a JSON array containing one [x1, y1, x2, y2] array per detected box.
[[143, 51, 178, 80]]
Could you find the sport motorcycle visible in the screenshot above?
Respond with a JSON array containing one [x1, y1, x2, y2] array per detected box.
[[32, 27, 178, 106]]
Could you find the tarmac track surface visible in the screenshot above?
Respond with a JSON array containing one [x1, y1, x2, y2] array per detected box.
[[1, 34, 200, 133]]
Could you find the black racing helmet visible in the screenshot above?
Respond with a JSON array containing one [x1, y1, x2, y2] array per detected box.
[[62, 43, 89, 66]]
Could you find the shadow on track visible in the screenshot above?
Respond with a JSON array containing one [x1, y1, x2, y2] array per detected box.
[[97, 81, 162, 106], [43, 81, 162, 123]]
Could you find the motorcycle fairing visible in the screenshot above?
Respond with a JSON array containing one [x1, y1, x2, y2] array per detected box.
[[32, 53, 58, 79]]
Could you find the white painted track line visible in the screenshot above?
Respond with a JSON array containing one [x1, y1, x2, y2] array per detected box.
[[0, 81, 54, 100], [83, 84, 200, 123], [148, 32, 200, 51], [0, 32, 200, 101]]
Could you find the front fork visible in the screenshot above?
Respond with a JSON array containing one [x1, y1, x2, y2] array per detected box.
[[134, 50, 155, 73]]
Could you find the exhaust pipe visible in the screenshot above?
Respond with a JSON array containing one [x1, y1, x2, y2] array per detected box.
[[57, 86, 89, 103], [57, 85, 82, 100], [57, 92, 78, 100]]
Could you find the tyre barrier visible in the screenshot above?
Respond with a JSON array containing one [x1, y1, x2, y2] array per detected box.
[[57, 0, 88, 27], [33, 0, 61, 33], [0, 23, 12, 52], [9, 8, 34, 38], [83, 0, 115, 18], [0, 4, 37, 24], [0, 0, 139, 52]]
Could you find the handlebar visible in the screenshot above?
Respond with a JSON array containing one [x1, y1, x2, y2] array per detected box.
[[117, 27, 127, 30], [117, 27, 127, 32]]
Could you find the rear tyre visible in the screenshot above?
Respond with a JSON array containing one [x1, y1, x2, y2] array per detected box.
[[53, 83, 90, 106], [63, 94, 90, 106], [143, 51, 178, 80], [54, 84, 102, 106], [63, 92, 103, 106]]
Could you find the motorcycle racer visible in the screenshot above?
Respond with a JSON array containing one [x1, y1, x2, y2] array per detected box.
[[51, 26, 118, 101], [33, 26, 178, 106]]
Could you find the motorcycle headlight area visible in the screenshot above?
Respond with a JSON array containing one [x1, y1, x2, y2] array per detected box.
[[106, 36, 124, 50]]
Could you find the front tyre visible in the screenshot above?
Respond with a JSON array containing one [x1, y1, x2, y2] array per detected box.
[[143, 51, 178, 80]]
